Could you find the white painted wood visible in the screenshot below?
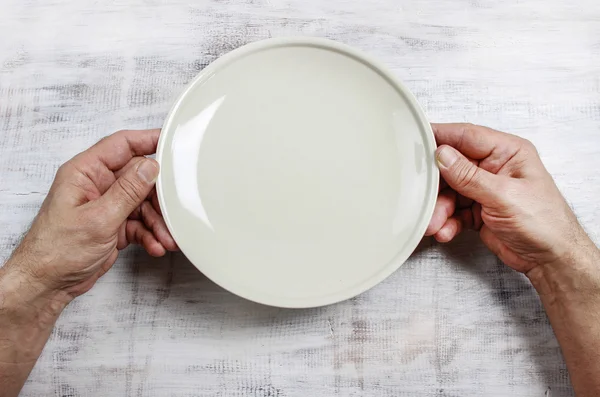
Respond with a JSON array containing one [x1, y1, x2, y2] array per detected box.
[[1, 0, 599, 395]]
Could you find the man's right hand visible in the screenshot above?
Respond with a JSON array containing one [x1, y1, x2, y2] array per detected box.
[[425, 123, 594, 275]]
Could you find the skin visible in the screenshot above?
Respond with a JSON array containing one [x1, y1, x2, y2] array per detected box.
[[426, 123, 600, 397], [0, 129, 177, 396], [0, 124, 598, 396]]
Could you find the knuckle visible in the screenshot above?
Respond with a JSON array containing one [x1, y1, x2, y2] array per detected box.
[[457, 123, 483, 148], [113, 129, 129, 138], [520, 138, 538, 153], [460, 123, 481, 137], [96, 135, 111, 146], [453, 161, 480, 189], [516, 138, 541, 165], [461, 122, 477, 132], [116, 177, 145, 204], [140, 201, 156, 224], [55, 162, 72, 179], [520, 137, 533, 146]]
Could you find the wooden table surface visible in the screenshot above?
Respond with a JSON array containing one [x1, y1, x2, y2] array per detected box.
[[1, 1, 599, 396]]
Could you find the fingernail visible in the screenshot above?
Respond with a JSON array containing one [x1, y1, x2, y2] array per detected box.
[[436, 146, 458, 168], [137, 159, 159, 183]]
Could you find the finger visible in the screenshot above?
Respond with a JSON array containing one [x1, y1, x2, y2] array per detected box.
[[432, 123, 520, 160], [140, 201, 178, 251], [150, 188, 163, 215], [479, 225, 520, 266], [61, 157, 116, 196], [99, 248, 119, 276], [434, 205, 483, 243], [436, 145, 498, 205], [128, 205, 142, 220], [432, 123, 530, 175], [438, 177, 448, 192], [126, 220, 166, 257], [96, 158, 160, 227], [457, 194, 473, 209], [425, 189, 456, 236], [472, 202, 483, 231], [75, 129, 161, 171], [480, 225, 501, 255], [117, 222, 129, 250], [85, 249, 119, 290], [128, 188, 163, 218], [434, 216, 463, 243], [114, 156, 146, 179], [94, 156, 145, 198], [67, 131, 159, 195]]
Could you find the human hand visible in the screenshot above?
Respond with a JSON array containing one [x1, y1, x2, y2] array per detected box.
[[4, 129, 177, 300], [425, 123, 590, 274]]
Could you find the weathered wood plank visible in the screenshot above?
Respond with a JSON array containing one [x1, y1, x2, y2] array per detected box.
[[1, 0, 599, 395]]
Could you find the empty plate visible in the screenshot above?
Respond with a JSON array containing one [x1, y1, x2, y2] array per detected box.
[[156, 37, 438, 308]]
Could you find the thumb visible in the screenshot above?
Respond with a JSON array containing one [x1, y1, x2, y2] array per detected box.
[[436, 145, 496, 204], [100, 158, 159, 226]]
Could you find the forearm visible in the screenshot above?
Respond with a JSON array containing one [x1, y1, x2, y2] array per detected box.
[[0, 254, 71, 397], [528, 239, 600, 397]]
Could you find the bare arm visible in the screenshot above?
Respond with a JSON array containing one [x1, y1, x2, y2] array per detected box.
[[528, 242, 600, 397], [0, 258, 70, 396], [0, 129, 177, 396], [427, 123, 600, 396]]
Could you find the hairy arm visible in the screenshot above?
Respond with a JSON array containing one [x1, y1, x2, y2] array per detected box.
[[0, 129, 176, 396], [528, 239, 600, 396], [427, 123, 600, 395], [0, 254, 71, 396]]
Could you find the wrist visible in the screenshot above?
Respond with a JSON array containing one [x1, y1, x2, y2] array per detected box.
[[1, 254, 73, 327], [527, 238, 600, 305], [0, 257, 71, 369]]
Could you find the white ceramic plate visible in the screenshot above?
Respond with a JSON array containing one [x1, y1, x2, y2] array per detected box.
[[156, 37, 438, 308]]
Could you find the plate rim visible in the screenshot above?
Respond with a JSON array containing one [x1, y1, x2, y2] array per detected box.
[[156, 36, 439, 308]]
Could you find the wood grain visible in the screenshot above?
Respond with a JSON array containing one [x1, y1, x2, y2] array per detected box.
[[1, 0, 599, 396]]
